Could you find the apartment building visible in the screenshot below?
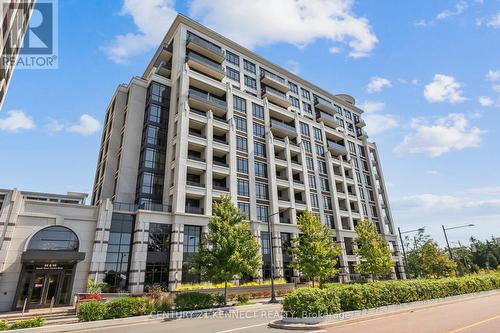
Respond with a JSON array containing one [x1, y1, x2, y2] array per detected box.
[[0, 0, 35, 109], [91, 14, 405, 290]]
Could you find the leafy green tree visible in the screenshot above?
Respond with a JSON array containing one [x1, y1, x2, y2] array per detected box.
[[470, 237, 500, 270], [189, 195, 261, 304], [404, 230, 430, 278], [289, 210, 340, 287], [354, 220, 393, 280], [452, 246, 479, 276], [419, 241, 457, 278]]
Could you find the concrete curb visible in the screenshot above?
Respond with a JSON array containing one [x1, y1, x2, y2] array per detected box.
[[6, 301, 275, 333], [269, 289, 500, 331]]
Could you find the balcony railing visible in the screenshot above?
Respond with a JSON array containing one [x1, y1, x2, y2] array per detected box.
[[293, 179, 304, 184], [187, 34, 224, 60], [187, 154, 205, 162], [261, 70, 286, 85], [314, 97, 336, 114], [271, 118, 296, 134], [316, 111, 340, 128], [187, 181, 205, 188], [213, 137, 228, 145], [213, 160, 229, 167], [186, 206, 204, 214], [355, 118, 366, 128], [187, 52, 224, 73], [262, 86, 287, 100], [113, 202, 172, 213], [213, 184, 229, 192], [189, 89, 227, 110], [327, 140, 348, 156]]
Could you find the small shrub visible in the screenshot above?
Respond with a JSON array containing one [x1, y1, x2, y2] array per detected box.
[[8, 317, 44, 330], [213, 294, 226, 307], [175, 292, 215, 311], [78, 301, 106, 321], [282, 288, 340, 318], [0, 321, 8, 331], [236, 294, 250, 304], [105, 297, 150, 319]]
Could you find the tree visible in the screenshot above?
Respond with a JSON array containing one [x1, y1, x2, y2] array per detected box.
[[189, 195, 261, 304], [289, 210, 341, 287], [354, 220, 393, 280], [452, 246, 479, 276], [419, 241, 457, 278]]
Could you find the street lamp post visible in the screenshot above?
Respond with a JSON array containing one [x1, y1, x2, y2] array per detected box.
[[441, 224, 474, 260], [397, 226, 425, 275], [265, 209, 288, 304]]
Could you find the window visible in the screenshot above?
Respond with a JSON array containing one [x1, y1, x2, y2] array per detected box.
[[183, 225, 201, 254], [253, 122, 266, 138], [289, 82, 298, 94], [254, 141, 266, 157], [359, 187, 365, 200], [306, 157, 314, 171], [301, 88, 311, 100], [300, 122, 310, 136], [147, 104, 165, 124], [316, 144, 325, 157], [320, 177, 329, 191], [244, 75, 257, 89], [302, 101, 312, 114], [140, 172, 163, 195], [150, 82, 167, 104], [310, 193, 319, 208], [236, 136, 247, 152], [227, 67, 240, 82], [28, 226, 79, 251], [226, 50, 240, 66], [290, 96, 300, 108], [237, 157, 248, 173], [252, 103, 264, 119], [142, 148, 164, 170], [303, 140, 312, 153], [235, 116, 247, 132], [345, 110, 352, 120], [371, 205, 378, 218], [313, 127, 322, 141], [325, 215, 335, 229], [347, 123, 354, 133], [358, 145, 366, 157], [308, 175, 317, 189], [368, 190, 375, 202], [318, 161, 328, 174], [365, 174, 372, 186], [348, 141, 356, 154], [238, 202, 250, 219], [362, 160, 369, 171], [238, 179, 249, 196], [243, 59, 256, 73], [256, 182, 269, 200], [323, 196, 333, 210], [255, 161, 268, 178], [233, 95, 246, 113], [261, 231, 271, 254], [257, 205, 269, 223], [145, 223, 171, 289]]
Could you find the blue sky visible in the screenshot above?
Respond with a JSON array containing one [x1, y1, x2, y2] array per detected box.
[[1, 0, 499, 246]]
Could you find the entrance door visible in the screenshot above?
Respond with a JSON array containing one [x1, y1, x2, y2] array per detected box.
[[29, 272, 61, 307]]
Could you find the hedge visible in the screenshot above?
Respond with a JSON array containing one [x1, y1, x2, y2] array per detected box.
[[78, 297, 154, 322], [0, 317, 44, 330], [174, 292, 225, 311], [283, 273, 500, 317]]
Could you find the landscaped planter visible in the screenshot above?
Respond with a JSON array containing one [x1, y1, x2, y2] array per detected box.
[[172, 283, 295, 299]]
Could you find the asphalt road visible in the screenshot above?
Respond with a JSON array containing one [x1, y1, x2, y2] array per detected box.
[[74, 292, 500, 333]]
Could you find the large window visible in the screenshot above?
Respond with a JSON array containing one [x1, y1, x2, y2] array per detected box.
[[301, 88, 311, 100], [253, 123, 265, 138], [320, 177, 330, 191], [243, 59, 256, 73], [308, 175, 317, 189], [313, 127, 323, 141], [233, 96, 246, 113], [237, 157, 249, 174], [145, 223, 171, 289], [303, 140, 312, 153], [252, 103, 264, 119], [235, 116, 247, 132], [182, 225, 201, 283], [302, 102, 312, 114], [323, 195, 333, 210], [306, 157, 314, 171], [28, 226, 79, 251], [227, 67, 240, 82], [238, 202, 250, 219], [300, 122, 310, 137], [238, 179, 250, 196], [316, 144, 325, 157], [257, 205, 269, 223], [244, 75, 257, 89], [104, 213, 134, 291], [236, 136, 248, 152], [226, 50, 240, 66], [290, 96, 300, 108], [310, 193, 319, 208], [289, 82, 299, 94], [254, 141, 266, 157], [255, 182, 269, 200], [254, 161, 267, 178]]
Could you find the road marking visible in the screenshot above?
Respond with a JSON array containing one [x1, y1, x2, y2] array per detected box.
[[447, 313, 500, 333], [215, 322, 268, 333]]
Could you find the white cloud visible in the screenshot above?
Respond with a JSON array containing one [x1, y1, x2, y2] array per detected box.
[[486, 13, 500, 28], [478, 96, 494, 106], [427, 170, 439, 175], [424, 74, 466, 104], [366, 76, 391, 93], [394, 113, 485, 157], [0, 110, 35, 133], [415, 1, 468, 27], [189, 0, 378, 58], [103, 0, 177, 63], [359, 101, 398, 135], [394, 193, 500, 211], [328, 46, 342, 54], [48, 115, 101, 136], [486, 70, 500, 82]]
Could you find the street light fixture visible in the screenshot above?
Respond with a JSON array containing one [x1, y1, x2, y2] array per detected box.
[[442, 224, 475, 260], [265, 208, 290, 304], [397, 226, 425, 275]]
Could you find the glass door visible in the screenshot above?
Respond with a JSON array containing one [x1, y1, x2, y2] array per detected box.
[[29, 275, 46, 305], [43, 274, 59, 305]]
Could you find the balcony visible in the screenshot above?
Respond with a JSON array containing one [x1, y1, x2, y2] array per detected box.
[[213, 184, 229, 192], [316, 111, 340, 129], [327, 140, 348, 156], [314, 97, 337, 115], [271, 118, 297, 138], [262, 86, 291, 109], [260, 70, 289, 93], [187, 34, 225, 63], [155, 61, 171, 78], [188, 89, 227, 116], [357, 129, 368, 140], [355, 119, 366, 128], [186, 52, 225, 81], [186, 206, 204, 214]]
